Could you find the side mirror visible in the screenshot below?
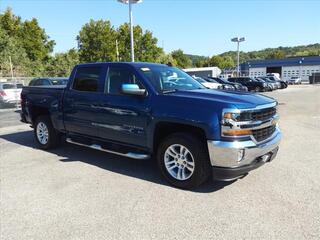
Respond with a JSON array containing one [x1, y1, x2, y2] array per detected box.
[[121, 84, 146, 96]]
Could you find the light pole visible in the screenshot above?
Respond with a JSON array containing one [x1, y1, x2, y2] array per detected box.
[[231, 37, 245, 77], [118, 0, 142, 62]]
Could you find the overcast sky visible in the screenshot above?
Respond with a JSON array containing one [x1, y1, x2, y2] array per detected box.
[[1, 0, 319, 56]]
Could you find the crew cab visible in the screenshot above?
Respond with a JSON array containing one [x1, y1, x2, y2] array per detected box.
[[228, 77, 268, 92], [20, 62, 281, 189]]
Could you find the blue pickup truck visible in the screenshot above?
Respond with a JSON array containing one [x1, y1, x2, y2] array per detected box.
[[21, 62, 281, 189]]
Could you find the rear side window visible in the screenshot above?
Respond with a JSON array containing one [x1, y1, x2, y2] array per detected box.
[[2, 84, 15, 89], [73, 67, 101, 92]]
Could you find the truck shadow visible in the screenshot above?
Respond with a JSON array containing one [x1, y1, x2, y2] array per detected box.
[[1, 130, 235, 193]]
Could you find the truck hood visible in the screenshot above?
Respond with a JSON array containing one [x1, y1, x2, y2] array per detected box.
[[165, 89, 276, 109]]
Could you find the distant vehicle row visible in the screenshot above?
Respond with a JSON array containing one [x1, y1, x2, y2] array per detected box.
[[192, 75, 287, 92]]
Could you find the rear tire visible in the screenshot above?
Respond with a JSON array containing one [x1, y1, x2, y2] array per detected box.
[[34, 116, 60, 149], [157, 132, 211, 189]]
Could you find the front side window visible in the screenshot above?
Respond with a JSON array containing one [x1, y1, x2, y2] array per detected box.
[[106, 66, 144, 95], [73, 67, 101, 92], [138, 65, 204, 93]]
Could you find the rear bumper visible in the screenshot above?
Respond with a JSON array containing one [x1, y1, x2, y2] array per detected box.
[[207, 128, 281, 180]]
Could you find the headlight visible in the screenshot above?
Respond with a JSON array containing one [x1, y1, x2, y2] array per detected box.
[[222, 112, 252, 137], [223, 112, 241, 120]]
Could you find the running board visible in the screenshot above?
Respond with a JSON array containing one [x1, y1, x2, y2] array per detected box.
[[66, 138, 150, 160]]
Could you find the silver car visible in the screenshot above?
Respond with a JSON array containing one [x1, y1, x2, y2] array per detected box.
[[0, 82, 23, 107], [288, 77, 302, 84]]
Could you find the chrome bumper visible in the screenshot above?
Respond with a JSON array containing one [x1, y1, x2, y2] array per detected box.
[[207, 127, 281, 168]]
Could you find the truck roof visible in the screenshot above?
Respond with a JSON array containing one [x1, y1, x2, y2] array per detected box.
[[75, 62, 169, 68]]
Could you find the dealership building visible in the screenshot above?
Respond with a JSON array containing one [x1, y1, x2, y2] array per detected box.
[[241, 56, 320, 82], [183, 67, 222, 78]]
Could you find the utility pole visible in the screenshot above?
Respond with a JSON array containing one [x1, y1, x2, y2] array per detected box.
[[231, 37, 245, 77], [116, 39, 120, 62], [118, 0, 142, 62], [9, 56, 14, 80]]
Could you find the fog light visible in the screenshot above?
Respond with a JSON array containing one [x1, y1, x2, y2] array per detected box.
[[237, 149, 245, 162]]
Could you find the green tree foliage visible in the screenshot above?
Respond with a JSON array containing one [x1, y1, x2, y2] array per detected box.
[[77, 21, 163, 63], [208, 55, 234, 69], [0, 26, 29, 76], [19, 18, 55, 62], [117, 23, 163, 62], [77, 19, 117, 62], [45, 49, 79, 77], [171, 49, 192, 68], [156, 52, 178, 66], [0, 8, 55, 76]]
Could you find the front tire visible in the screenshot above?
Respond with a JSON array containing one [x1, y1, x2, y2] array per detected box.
[[34, 116, 60, 149], [157, 133, 211, 189]]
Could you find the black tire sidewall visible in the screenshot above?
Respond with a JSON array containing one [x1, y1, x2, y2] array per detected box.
[[157, 133, 210, 189]]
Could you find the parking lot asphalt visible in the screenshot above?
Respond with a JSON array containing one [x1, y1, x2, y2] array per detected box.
[[1, 85, 320, 240]]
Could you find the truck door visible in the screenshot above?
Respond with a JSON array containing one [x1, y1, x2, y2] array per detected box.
[[63, 66, 105, 137], [94, 65, 151, 148]]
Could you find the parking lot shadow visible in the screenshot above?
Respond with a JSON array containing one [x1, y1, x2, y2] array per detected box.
[[0, 130, 235, 193]]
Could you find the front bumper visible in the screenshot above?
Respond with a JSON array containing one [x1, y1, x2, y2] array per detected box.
[[207, 128, 281, 180]]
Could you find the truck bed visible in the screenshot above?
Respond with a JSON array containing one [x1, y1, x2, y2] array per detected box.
[[21, 85, 66, 130]]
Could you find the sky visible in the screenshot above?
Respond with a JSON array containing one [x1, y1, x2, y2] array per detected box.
[[0, 0, 319, 56]]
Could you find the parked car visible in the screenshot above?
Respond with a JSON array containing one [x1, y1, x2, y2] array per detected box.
[[255, 78, 273, 91], [265, 76, 285, 89], [206, 77, 247, 91], [21, 62, 281, 189], [29, 77, 69, 86], [266, 73, 281, 81], [194, 77, 223, 89], [288, 76, 302, 85], [0, 82, 23, 107], [228, 77, 268, 92], [258, 77, 278, 90]]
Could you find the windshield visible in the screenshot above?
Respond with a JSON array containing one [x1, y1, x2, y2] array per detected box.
[[139, 65, 205, 93]]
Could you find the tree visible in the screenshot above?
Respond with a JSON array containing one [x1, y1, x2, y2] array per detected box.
[[19, 18, 55, 62], [0, 8, 55, 76], [77, 19, 118, 62], [171, 49, 192, 68], [45, 49, 79, 77], [266, 50, 285, 59], [208, 55, 235, 69], [156, 52, 178, 66], [0, 26, 29, 76], [117, 23, 163, 62]]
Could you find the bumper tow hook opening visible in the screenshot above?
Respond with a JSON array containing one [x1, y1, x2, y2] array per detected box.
[[261, 154, 271, 163]]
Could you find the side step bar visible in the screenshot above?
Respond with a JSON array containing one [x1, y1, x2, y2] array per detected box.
[[66, 138, 150, 160]]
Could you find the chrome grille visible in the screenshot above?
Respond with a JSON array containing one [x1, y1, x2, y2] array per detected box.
[[252, 125, 276, 142], [238, 107, 276, 122]]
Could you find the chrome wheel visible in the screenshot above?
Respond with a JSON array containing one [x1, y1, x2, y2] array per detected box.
[[36, 122, 49, 145], [164, 144, 195, 181]]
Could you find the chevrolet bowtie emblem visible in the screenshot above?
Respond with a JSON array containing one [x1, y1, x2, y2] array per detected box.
[[271, 118, 278, 125]]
